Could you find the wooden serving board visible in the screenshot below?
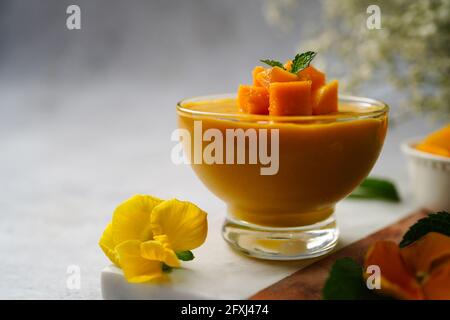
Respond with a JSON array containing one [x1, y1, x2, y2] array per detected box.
[[250, 209, 428, 300]]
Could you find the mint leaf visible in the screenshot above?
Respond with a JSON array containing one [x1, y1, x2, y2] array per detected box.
[[400, 211, 450, 248], [176, 250, 195, 261], [260, 59, 285, 69], [290, 51, 317, 73], [260, 51, 317, 73], [348, 177, 400, 202], [162, 263, 173, 272], [323, 258, 385, 300]]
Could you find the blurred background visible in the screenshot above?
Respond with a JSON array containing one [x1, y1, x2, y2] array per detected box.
[[0, 0, 448, 298]]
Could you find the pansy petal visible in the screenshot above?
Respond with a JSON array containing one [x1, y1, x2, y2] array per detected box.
[[99, 222, 120, 266], [141, 240, 180, 268], [115, 240, 163, 283], [112, 195, 162, 245], [150, 199, 207, 252], [163, 249, 181, 267]]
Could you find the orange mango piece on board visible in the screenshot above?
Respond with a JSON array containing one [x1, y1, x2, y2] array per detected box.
[[252, 66, 266, 87], [256, 66, 299, 90], [364, 241, 424, 300], [364, 233, 450, 300], [422, 261, 450, 300], [312, 80, 338, 115], [237, 84, 269, 115], [298, 65, 326, 91], [269, 81, 312, 116], [415, 125, 450, 158], [401, 232, 450, 277]]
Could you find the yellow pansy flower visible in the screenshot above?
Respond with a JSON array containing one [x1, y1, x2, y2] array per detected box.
[[99, 195, 207, 283], [115, 240, 163, 283], [112, 195, 163, 244], [99, 223, 120, 266]]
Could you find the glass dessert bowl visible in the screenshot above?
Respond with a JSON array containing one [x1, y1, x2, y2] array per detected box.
[[176, 94, 388, 260]]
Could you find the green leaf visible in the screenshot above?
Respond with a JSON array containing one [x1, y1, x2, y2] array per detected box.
[[259, 59, 285, 69], [348, 177, 400, 202], [162, 263, 173, 273], [290, 51, 317, 73], [323, 258, 386, 300], [399, 211, 450, 248], [176, 250, 195, 261]]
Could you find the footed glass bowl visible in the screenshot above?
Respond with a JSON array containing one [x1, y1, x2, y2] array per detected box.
[[177, 94, 388, 260]]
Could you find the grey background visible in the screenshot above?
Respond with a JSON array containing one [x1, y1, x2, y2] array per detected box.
[[0, 0, 441, 299]]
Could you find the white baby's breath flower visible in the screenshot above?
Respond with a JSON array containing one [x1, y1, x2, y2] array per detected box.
[[264, 0, 450, 122]]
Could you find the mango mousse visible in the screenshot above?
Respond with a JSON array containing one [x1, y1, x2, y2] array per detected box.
[[177, 52, 388, 228]]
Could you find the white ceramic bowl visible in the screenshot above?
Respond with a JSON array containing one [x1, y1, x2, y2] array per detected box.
[[401, 139, 450, 212]]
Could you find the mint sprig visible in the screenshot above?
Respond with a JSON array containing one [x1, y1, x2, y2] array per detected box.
[[290, 51, 317, 73], [348, 177, 400, 202], [259, 59, 284, 69], [400, 211, 450, 247], [176, 250, 195, 261], [260, 51, 317, 74]]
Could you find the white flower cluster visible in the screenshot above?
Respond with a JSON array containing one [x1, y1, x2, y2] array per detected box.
[[264, 0, 450, 122]]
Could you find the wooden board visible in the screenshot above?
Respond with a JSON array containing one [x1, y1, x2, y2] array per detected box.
[[250, 210, 428, 300]]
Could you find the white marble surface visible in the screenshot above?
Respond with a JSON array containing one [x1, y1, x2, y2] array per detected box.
[[0, 0, 445, 299], [101, 197, 420, 300], [0, 81, 440, 300]]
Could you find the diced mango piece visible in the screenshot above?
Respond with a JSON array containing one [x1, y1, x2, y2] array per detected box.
[[252, 66, 266, 87], [256, 66, 299, 90], [283, 60, 293, 72], [312, 80, 338, 115], [269, 81, 312, 116], [415, 125, 450, 158], [237, 84, 269, 115], [415, 144, 450, 158], [298, 65, 326, 91]]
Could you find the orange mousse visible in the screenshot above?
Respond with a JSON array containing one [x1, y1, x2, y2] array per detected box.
[[177, 97, 388, 227]]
